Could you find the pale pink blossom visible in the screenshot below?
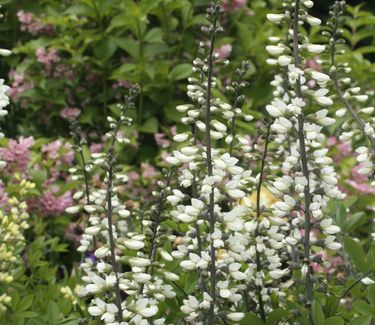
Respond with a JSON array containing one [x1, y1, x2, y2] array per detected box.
[[215, 44, 232, 60], [154, 133, 170, 148], [0, 136, 34, 173], [17, 10, 53, 36], [221, 0, 247, 12], [60, 107, 81, 121], [39, 188, 73, 217]]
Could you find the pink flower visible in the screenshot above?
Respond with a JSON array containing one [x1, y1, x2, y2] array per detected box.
[[345, 163, 375, 194], [0, 183, 8, 206], [42, 140, 74, 165], [39, 188, 73, 217], [36, 48, 60, 74], [60, 107, 81, 121], [327, 136, 352, 163], [216, 44, 232, 60], [221, 0, 247, 12], [17, 10, 53, 36], [327, 136, 337, 147], [141, 163, 158, 180], [0, 136, 34, 174], [154, 133, 170, 148], [8, 70, 33, 103], [90, 143, 103, 154], [311, 251, 344, 275], [127, 171, 140, 182]]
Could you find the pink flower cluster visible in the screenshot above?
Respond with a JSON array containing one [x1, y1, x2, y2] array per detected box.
[[346, 163, 375, 195], [17, 10, 53, 36], [39, 188, 73, 217], [60, 107, 81, 121], [327, 136, 352, 164], [41, 140, 74, 186], [221, 0, 247, 13], [36, 48, 60, 74], [8, 70, 33, 106], [311, 251, 344, 275], [0, 183, 8, 206], [0, 136, 34, 174], [215, 44, 233, 60], [113, 79, 133, 99]]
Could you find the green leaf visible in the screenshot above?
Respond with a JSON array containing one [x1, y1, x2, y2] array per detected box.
[[351, 315, 372, 325], [353, 301, 374, 315], [183, 272, 199, 294], [47, 301, 59, 325], [169, 63, 193, 81], [110, 63, 138, 81], [138, 117, 158, 134], [324, 317, 344, 325], [144, 28, 164, 43], [17, 295, 33, 312], [240, 313, 264, 325], [93, 36, 117, 61], [266, 308, 289, 324], [343, 237, 367, 272], [312, 300, 325, 325], [114, 37, 139, 59], [346, 212, 366, 232]]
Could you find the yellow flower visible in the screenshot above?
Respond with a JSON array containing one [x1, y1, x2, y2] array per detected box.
[[242, 187, 280, 211]]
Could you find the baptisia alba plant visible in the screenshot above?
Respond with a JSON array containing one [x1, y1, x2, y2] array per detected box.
[[64, 1, 375, 324], [265, 0, 346, 321]]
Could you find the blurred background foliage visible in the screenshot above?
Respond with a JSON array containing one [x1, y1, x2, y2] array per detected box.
[[0, 0, 373, 165]]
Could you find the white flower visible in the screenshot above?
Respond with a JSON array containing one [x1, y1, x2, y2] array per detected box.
[[94, 246, 109, 258], [325, 236, 342, 250], [269, 268, 289, 279], [266, 13, 285, 23], [361, 277, 375, 285], [307, 44, 325, 54], [315, 109, 335, 126], [123, 239, 145, 250], [132, 273, 151, 283], [266, 99, 287, 117], [66, 206, 80, 214], [278, 55, 292, 66], [306, 15, 321, 26], [288, 64, 305, 84], [266, 45, 284, 56], [227, 312, 245, 321], [135, 299, 158, 318], [181, 296, 199, 314], [173, 133, 189, 142], [311, 71, 330, 83], [314, 88, 333, 106], [0, 49, 11, 56]]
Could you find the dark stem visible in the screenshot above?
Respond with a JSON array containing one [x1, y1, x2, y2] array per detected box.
[[292, 0, 313, 317], [254, 122, 271, 321], [205, 12, 218, 325], [329, 19, 375, 150], [103, 106, 131, 322], [333, 271, 372, 312], [106, 159, 123, 322], [139, 169, 174, 294]]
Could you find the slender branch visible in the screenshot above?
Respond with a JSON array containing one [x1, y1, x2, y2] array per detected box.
[[104, 113, 129, 322], [105, 158, 123, 322], [139, 169, 175, 294], [205, 7, 218, 324], [329, 18, 375, 150], [292, 0, 313, 316], [254, 122, 271, 321]]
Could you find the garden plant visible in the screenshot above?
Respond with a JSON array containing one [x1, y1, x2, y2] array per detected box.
[[0, 0, 375, 324]]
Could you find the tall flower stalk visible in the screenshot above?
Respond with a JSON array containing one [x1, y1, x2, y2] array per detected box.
[[266, 0, 344, 320]]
